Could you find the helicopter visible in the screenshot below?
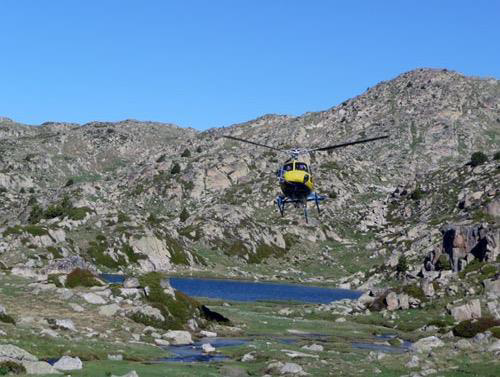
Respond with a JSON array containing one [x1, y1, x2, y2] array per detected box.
[[222, 134, 389, 222]]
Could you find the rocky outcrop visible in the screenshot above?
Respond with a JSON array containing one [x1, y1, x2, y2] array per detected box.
[[440, 224, 498, 272]]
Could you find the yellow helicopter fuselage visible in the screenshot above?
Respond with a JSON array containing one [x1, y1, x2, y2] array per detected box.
[[279, 160, 314, 200]]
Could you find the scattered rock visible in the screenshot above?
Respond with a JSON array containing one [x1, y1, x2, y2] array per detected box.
[[202, 343, 216, 353], [154, 339, 170, 346]]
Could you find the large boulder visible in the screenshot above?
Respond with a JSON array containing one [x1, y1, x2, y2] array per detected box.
[[53, 356, 83, 371], [410, 336, 445, 353], [449, 299, 481, 322], [0, 344, 38, 361], [162, 330, 193, 345]]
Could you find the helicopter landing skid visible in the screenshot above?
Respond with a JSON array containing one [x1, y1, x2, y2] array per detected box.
[[275, 192, 325, 223]]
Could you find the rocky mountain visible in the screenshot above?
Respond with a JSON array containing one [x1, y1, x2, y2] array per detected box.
[[0, 68, 498, 279], [0, 68, 499, 376]]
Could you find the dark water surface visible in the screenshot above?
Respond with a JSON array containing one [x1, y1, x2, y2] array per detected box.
[[101, 274, 361, 304]]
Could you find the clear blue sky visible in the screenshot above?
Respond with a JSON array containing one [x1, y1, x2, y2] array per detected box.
[[1, 0, 499, 130]]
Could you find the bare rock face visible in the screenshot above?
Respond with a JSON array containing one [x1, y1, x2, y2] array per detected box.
[[130, 236, 172, 272], [449, 299, 482, 322]]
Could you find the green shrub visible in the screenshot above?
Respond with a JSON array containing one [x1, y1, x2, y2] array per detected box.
[[400, 284, 427, 302], [470, 151, 488, 167], [65, 178, 74, 187], [0, 361, 26, 375], [147, 213, 160, 225], [24, 225, 48, 237], [410, 187, 425, 200], [494, 151, 500, 160], [65, 268, 102, 288], [181, 148, 191, 158], [135, 272, 200, 329], [196, 146, 202, 153], [453, 317, 500, 338], [396, 255, 408, 274], [156, 154, 166, 163], [179, 208, 189, 222], [170, 162, 181, 175], [435, 254, 451, 270], [28, 203, 44, 224], [491, 326, 500, 339], [117, 212, 130, 223], [0, 313, 15, 325]]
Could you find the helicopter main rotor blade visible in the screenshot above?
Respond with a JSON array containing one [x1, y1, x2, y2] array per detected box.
[[309, 135, 389, 152], [222, 135, 283, 151]]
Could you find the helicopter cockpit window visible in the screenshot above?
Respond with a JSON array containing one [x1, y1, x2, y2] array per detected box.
[[295, 163, 309, 172], [283, 163, 293, 171]]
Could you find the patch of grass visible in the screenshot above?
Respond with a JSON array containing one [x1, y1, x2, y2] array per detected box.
[[66, 268, 103, 288], [165, 236, 189, 265], [23, 225, 48, 236], [47, 246, 63, 258], [490, 326, 500, 339], [399, 284, 427, 302], [459, 259, 484, 279], [248, 243, 286, 264], [117, 212, 130, 223], [2, 225, 23, 237], [88, 235, 125, 268], [453, 317, 500, 338]]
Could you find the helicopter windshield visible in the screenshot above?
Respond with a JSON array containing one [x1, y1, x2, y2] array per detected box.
[[294, 162, 309, 172], [283, 163, 293, 171]]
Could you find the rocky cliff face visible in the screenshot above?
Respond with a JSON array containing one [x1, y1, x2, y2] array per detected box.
[[0, 69, 498, 284]]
